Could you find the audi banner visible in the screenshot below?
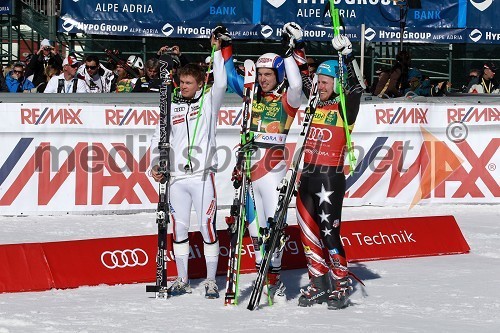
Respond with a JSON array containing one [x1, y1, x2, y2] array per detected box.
[[58, 0, 500, 44], [0, 216, 470, 293]]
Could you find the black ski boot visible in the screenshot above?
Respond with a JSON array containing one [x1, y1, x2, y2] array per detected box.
[[327, 276, 353, 310], [298, 274, 331, 307]]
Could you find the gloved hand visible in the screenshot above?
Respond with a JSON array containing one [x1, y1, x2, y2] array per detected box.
[[331, 35, 352, 56], [283, 22, 303, 49], [212, 25, 231, 47], [281, 22, 304, 57]]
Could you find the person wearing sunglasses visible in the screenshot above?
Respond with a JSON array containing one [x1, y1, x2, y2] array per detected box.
[[76, 55, 117, 93], [467, 62, 498, 94], [44, 55, 88, 93], [5, 62, 35, 93], [462, 69, 480, 93], [26, 39, 63, 87]]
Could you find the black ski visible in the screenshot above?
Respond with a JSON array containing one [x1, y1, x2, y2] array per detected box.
[[247, 75, 319, 310], [146, 54, 174, 298], [224, 60, 256, 305]]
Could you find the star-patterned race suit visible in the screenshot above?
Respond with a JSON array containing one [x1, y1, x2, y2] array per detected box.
[[222, 44, 302, 272], [296, 54, 363, 279]]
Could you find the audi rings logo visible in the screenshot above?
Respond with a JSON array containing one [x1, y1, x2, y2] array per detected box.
[[308, 128, 333, 142], [101, 248, 149, 269]]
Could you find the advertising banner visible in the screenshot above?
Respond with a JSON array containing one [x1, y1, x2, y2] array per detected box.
[[0, 216, 470, 293], [0, 0, 12, 15], [0, 101, 498, 215], [58, 0, 500, 44]]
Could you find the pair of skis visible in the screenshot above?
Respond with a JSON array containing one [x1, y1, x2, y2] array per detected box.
[[146, 54, 175, 298], [224, 60, 320, 309], [246, 74, 319, 310], [224, 60, 256, 305]]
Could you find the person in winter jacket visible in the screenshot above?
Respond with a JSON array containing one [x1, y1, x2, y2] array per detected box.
[[77, 55, 117, 93], [5, 62, 35, 93], [467, 62, 498, 94], [404, 68, 451, 97], [132, 58, 162, 92], [44, 55, 88, 93], [25, 39, 63, 87]]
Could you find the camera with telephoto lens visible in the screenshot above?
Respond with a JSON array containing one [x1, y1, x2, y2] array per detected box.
[[161, 47, 176, 55]]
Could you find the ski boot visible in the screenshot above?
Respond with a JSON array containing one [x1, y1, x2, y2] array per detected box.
[[327, 275, 353, 310], [298, 273, 331, 307], [204, 279, 220, 299], [167, 277, 192, 297], [266, 272, 287, 303]]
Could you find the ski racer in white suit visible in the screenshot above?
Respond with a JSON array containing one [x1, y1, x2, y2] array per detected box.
[[149, 32, 227, 299], [221, 22, 304, 301]]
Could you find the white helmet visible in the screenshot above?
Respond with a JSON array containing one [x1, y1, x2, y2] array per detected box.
[[127, 55, 144, 70], [256, 53, 285, 83]]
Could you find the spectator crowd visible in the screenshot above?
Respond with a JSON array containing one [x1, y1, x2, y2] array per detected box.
[[0, 38, 498, 97]]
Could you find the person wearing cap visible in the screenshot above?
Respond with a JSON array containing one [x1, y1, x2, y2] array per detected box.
[[220, 22, 303, 303], [467, 62, 498, 94], [44, 55, 88, 93], [26, 38, 63, 87], [291, 34, 364, 310], [404, 68, 451, 97], [404, 68, 431, 96], [5, 62, 35, 93]]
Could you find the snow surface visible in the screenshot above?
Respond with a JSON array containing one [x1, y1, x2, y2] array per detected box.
[[1, 204, 499, 332]]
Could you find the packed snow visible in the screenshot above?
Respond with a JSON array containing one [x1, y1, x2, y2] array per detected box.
[[1, 204, 499, 332]]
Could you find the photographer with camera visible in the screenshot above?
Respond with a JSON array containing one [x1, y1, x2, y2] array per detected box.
[[26, 39, 63, 87], [157, 45, 190, 87]]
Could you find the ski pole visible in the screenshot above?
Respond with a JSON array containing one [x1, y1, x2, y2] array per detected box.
[[329, 0, 357, 176]]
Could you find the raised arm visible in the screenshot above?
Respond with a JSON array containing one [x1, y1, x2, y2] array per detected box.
[[215, 25, 244, 97], [282, 22, 304, 108], [331, 35, 363, 126], [209, 31, 228, 114]]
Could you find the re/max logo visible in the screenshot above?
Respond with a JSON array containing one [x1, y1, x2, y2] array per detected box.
[[21, 108, 82, 125]]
